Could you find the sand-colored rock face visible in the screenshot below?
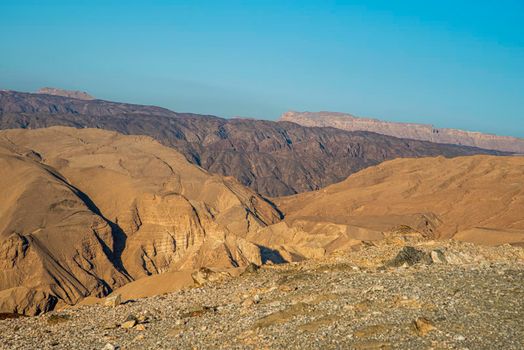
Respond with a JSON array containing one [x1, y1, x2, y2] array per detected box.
[[281, 111, 524, 154], [37, 87, 94, 100], [274, 155, 524, 246], [0, 127, 281, 315]]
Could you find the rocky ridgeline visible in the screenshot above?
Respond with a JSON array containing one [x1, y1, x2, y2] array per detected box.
[[1, 238, 522, 349], [281, 111, 524, 154], [37, 87, 95, 100]]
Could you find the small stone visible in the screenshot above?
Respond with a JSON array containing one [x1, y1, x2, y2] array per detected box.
[[387, 246, 431, 267], [413, 317, 436, 336], [121, 315, 138, 329], [242, 299, 254, 308], [103, 322, 119, 330], [102, 343, 119, 350], [430, 250, 447, 264], [135, 324, 146, 331], [278, 285, 296, 292], [181, 305, 207, 318], [454, 335, 466, 341], [47, 314, 70, 325], [121, 320, 137, 329], [105, 294, 122, 308], [243, 263, 260, 274], [191, 267, 229, 285], [253, 294, 261, 304], [137, 315, 149, 323]]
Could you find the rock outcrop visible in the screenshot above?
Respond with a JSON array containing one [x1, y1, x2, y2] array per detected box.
[[280, 111, 524, 154], [0, 126, 281, 315], [0, 90, 505, 196], [37, 87, 95, 100]]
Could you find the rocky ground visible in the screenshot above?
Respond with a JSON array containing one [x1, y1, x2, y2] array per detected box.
[[1, 237, 523, 350]]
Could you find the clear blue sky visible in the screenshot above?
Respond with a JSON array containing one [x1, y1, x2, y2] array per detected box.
[[1, 1, 523, 137]]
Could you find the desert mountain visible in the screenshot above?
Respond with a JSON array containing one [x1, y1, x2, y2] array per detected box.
[[0, 126, 281, 315], [269, 155, 524, 258], [37, 87, 95, 100], [281, 111, 524, 154], [0, 90, 506, 196]]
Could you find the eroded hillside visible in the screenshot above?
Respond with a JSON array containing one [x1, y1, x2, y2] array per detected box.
[[0, 127, 281, 315]]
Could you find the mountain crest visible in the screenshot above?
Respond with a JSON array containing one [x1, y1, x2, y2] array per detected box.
[[37, 87, 94, 100]]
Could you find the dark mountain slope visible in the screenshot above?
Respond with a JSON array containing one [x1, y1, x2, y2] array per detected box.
[[0, 90, 506, 196]]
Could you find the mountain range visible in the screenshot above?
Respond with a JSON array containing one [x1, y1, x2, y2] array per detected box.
[[0, 90, 506, 196], [281, 111, 524, 154], [0, 89, 523, 317]]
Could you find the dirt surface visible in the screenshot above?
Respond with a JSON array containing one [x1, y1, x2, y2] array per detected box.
[[1, 239, 522, 350]]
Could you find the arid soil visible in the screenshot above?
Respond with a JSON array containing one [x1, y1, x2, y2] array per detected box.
[[1, 237, 522, 349], [275, 155, 524, 241]]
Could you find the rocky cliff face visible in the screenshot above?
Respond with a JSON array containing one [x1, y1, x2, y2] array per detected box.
[[0, 91, 506, 196], [280, 111, 524, 154], [0, 127, 281, 315]]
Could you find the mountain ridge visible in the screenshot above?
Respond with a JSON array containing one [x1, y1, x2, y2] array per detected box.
[[0, 90, 507, 197], [280, 111, 524, 154]]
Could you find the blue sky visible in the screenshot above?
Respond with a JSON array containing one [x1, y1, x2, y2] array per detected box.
[[1, 1, 523, 137]]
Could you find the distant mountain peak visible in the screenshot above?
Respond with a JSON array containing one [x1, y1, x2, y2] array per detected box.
[[280, 111, 524, 154], [37, 87, 94, 100]]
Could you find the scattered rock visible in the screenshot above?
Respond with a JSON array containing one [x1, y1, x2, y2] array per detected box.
[[0, 240, 521, 349], [429, 249, 447, 264], [242, 262, 260, 274], [354, 324, 392, 338], [191, 268, 230, 286], [103, 322, 119, 330], [47, 313, 70, 325], [105, 294, 122, 308], [121, 315, 138, 329], [386, 246, 431, 267], [254, 303, 309, 328], [413, 317, 436, 336], [298, 316, 338, 332], [241, 299, 254, 308], [181, 305, 216, 318], [137, 315, 149, 323]]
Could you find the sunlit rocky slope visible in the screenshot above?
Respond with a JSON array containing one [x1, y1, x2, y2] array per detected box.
[[1, 126, 522, 317], [0, 127, 280, 315]]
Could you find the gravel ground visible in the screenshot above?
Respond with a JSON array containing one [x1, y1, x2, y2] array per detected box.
[[1, 240, 523, 350]]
